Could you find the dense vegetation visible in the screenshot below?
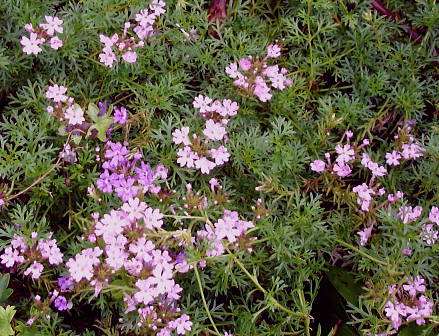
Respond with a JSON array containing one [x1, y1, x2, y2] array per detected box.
[[0, 0, 437, 335]]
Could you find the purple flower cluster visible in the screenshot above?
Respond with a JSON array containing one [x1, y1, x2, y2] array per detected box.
[[0, 232, 63, 279], [173, 95, 238, 174], [384, 276, 434, 330], [98, 0, 165, 67], [20, 16, 63, 55], [226, 44, 292, 102], [96, 141, 167, 201], [196, 210, 255, 257]]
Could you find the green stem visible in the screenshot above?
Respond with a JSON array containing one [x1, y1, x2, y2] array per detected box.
[[227, 248, 308, 319], [334, 238, 388, 266], [194, 265, 222, 335]]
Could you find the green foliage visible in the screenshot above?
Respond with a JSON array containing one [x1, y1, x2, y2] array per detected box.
[[0, 0, 438, 335], [0, 306, 15, 336], [0, 274, 13, 303]]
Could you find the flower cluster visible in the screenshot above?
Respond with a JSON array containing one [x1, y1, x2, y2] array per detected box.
[[225, 44, 292, 102], [0, 232, 63, 279], [309, 126, 429, 247], [95, 141, 167, 201], [45, 84, 85, 126], [99, 0, 165, 67], [397, 205, 438, 246], [63, 195, 192, 333], [20, 16, 63, 55], [384, 276, 434, 330], [309, 127, 426, 213], [196, 210, 255, 258], [172, 95, 238, 174]]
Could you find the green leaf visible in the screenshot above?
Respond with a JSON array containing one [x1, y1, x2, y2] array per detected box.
[[0, 274, 13, 303], [0, 305, 15, 336], [71, 134, 82, 145], [86, 103, 99, 123], [15, 322, 44, 336], [109, 278, 130, 300], [86, 103, 113, 142], [325, 266, 363, 306], [398, 323, 437, 336]]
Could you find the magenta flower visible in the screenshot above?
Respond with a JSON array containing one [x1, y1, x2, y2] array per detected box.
[[113, 106, 128, 124]]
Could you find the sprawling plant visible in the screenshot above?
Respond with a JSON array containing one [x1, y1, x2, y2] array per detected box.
[[0, 0, 437, 335]]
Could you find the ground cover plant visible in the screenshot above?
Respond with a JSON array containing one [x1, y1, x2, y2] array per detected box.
[[0, 0, 438, 335]]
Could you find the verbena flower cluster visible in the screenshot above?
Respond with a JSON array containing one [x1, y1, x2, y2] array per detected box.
[[1, 88, 256, 334], [45, 84, 85, 126], [225, 44, 292, 102], [384, 276, 434, 330], [98, 0, 165, 67], [95, 141, 167, 201], [309, 125, 431, 247], [172, 95, 238, 174], [1, 232, 62, 279], [20, 16, 63, 55], [4, 1, 438, 334]]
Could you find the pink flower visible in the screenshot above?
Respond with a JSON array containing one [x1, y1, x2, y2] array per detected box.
[[385, 150, 401, 166], [46, 84, 68, 103], [121, 198, 147, 221], [335, 144, 355, 164], [225, 62, 239, 78], [203, 120, 227, 141], [310, 159, 326, 172], [143, 207, 164, 229], [49, 36, 63, 50], [267, 44, 281, 58], [39, 16, 63, 36], [172, 127, 191, 146], [172, 314, 192, 335], [100, 34, 118, 48], [193, 95, 213, 113], [210, 145, 230, 165], [20, 33, 45, 55], [332, 163, 351, 177], [122, 51, 137, 63], [99, 47, 117, 67], [113, 106, 128, 124], [400, 143, 426, 159], [397, 206, 423, 224], [239, 58, 252, 71], [24, 261, 44, 279], [194, 157, 216, 174], [384, 301, 403, 330], [64, 105, 85, 125], [177, 146, 198, 168], [421, 224, 438, 245], [0, 247, 24, 267], [403, 276, 426, 296], [357, 226, 373, 246], [428, 206, 439, 224]]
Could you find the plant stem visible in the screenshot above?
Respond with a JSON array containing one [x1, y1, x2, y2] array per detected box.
[[194, 265, 222, 335], [226, 248, 309, 319], [334, 238, 388, 266]]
